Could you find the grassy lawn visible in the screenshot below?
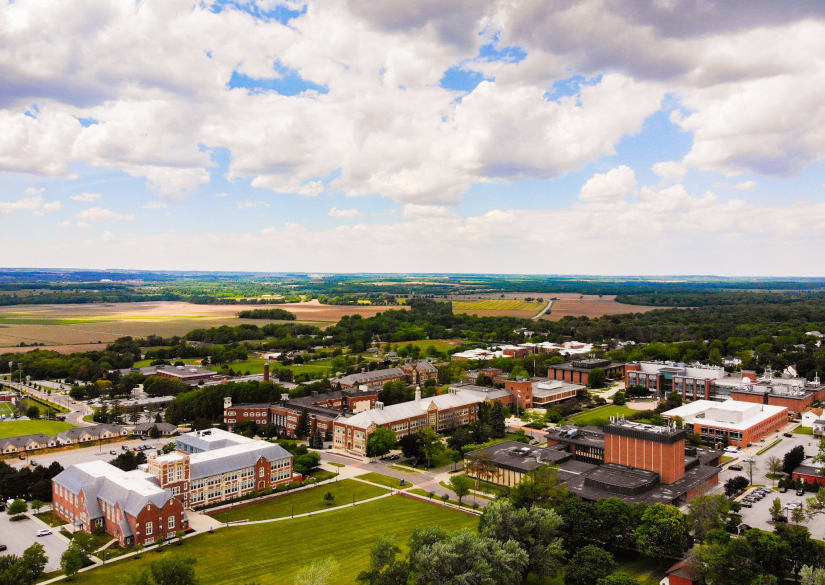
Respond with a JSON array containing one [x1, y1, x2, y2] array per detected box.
[[0, 419, 76, 439], [570, 405, 636, 427], [721, 456, 734, 463], [308, 469, 337, 481], [387, 464, 419, 474], [794, 426, 814, 435], [34, 511, 68, 527], [327, 462, 345, 468], [206, 479, 388, 522], [0, 402, 15, 417], [756, 439, 782, 456], [357, 472, 412, 489], [65, 497, 477, 585]]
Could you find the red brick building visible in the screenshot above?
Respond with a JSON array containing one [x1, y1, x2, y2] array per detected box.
[[548, 358, 626, 386]]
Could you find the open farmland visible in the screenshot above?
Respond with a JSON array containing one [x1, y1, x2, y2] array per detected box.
[[0, 300, 404, 353], [451, 299, 546, 317], [541, 294, 659, 320]]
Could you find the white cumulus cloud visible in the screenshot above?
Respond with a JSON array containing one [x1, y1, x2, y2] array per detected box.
[[579, 165, 637, 202], [70, 193, 101, 202], [328, 207, 362, 218], [75, 207, 136, 221]]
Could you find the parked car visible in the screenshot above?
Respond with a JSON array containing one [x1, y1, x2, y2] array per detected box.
[[36, 529, 51, 537], [780, 486, 788, 493], [388, 454, 400, 461], [109, 450, 117, 455], [121, 445, 130, 451], [741, 501, 753, 508], [797, 488, 806, 496], [784, 432, 794, 437], [18, 455, 25, 460], [0, 544, 6, 551], [133, 447, 141, 452], [729, 464, 743, 471]]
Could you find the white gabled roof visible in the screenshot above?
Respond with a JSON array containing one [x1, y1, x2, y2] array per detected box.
[[341, 392, 483, 430]]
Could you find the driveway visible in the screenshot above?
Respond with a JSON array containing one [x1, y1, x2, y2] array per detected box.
[[0, 513, 69, 572]]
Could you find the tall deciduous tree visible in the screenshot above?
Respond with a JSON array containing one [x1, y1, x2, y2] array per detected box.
[[635, 503, 690, 559], [480, 500, 564, 585], [564, 545, 617, 585], [687, 495, 730, 543], [367, 426, 397, 458], [490, 401, 506, 438], [294, 409, 311, 440]]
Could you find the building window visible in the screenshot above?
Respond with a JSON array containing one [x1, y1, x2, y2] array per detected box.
[[146, 522, 153, 535], [168, 516, 175, 530], [259, 468, 264, 477]]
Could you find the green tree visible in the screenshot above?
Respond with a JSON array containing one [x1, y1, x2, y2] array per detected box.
[[31, 500, 44, 514], [60, 548, 84, 580], [611, 391, 626, 405], [69, 531, 97, 562], [367, 426, 398, 458], [148, 425, 162, 439], [509, 465, 567, 510], [801, 566, 825, 585], [792, 505, 807, 525], [594, 498, 638, 552], [688, 494, 730, 543], [0, 543, 48, 585], [413, 528, 527, 585], [356, 537, 409, 585], [26, 405, 40, 419], [490, 401, 506, 438], [294, 409, 311, 440], [417, 427, 443, 468], [480, 500, 565, 585], [565, 545, 617, 585], [7, 499, 28, 519], [769, 498, 784, 522], [126, 554, 199, 585], [635, 503, 690, 558], [323, 491, 335, 505], [587, 368, 606, 389], [708, 348, 723, 366], [448, 475, 474, 506], [784, 445, 806, 474], [294, 557, 339, 585]]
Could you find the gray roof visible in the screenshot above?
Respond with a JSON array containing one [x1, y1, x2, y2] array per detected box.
[[336, 367, 405, 386], [133, 422, 177, 433], [189, 442, 292, 480], [452, 384, 513, 401], [56, 424, 126, 443]]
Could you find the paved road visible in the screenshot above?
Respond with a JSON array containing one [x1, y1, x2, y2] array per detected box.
[[0, 512, 69, 572], [2, 379, 94, 426], [531, 300, 553, 321]]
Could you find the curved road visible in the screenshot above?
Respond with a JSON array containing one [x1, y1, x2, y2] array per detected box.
[[531, 300, 553, 321], [1, 379, 94, 426]]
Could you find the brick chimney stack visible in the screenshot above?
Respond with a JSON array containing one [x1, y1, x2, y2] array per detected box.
[[264, 362, 270, 382]]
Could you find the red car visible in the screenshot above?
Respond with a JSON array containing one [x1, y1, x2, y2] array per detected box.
[[18, 455, 25, 460]]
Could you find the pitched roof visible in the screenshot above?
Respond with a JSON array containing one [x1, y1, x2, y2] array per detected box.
[[341, 392, 483, 430], [188, 441, 292, 480]]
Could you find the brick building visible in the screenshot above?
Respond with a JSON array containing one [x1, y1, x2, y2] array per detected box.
[[547, 358, 626, 386], [52, 461, 188, 548], [333, 388, 483, 455], [52, 429, 296, 547], [662, 399, 788, 447], [333, 360, 438, 389], [626, 362, 727, 400], [224, 387, 380, 437], [792, 462, 825, 487], [504, 377, 584, 409]]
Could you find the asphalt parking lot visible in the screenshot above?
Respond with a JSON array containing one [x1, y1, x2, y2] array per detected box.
[[718, 424, 824, 534], [0, 512, 69, 572], [10, 437, 172, 471]]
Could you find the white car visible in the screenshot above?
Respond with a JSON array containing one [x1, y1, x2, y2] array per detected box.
[[36, 529, 51, 537]]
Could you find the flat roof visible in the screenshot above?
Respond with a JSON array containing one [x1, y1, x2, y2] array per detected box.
[[662, 399, 787, 431]]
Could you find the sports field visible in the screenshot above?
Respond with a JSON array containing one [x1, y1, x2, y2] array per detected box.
[[0, 300, 405, 352], [0, 419, 76, 439], [0, 402, 15, 417], [63, 496, 477, 585], [208, 479, 388, 522], [452, 299, 546, 317]]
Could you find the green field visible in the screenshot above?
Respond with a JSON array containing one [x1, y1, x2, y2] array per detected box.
[[207, 479, 388, 522], [570, 405, 636, 427], [133, 357, 335, 377], [793, 426, 814, 435], [64, 496, 477, 585], [453, 300, 544, 312], [357, 472, 412, 489], [0, 419, 76, 439], [0, 402, 14, 417]]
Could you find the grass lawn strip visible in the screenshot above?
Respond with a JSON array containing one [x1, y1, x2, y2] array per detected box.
[[570, 404, 636, 426], [206, 479, 388, 523], [62, 497, 477, 585], [793, 426, 814, 435], [0, 419, 76, 439], [386, 464, 419, 473], [757, 439, 782, 456], [355, 472, 411, 489]]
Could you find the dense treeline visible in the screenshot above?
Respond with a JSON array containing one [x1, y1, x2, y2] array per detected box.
[[617, 291, 825, 307], [236, 308, 296, 320], [0, 460, 64, 502], [1, 348, 137, 381]]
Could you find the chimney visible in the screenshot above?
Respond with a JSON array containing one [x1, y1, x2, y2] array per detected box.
[[281, 393, 289, 404], [263, 362, 270, 382], [223, 397, 232, 409], [415, 386, 421, 402], [311, 390, 318, 397], [376, 402, 384, 410]]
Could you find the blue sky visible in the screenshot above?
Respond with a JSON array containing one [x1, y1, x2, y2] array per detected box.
[[2, 1, 825, 274]]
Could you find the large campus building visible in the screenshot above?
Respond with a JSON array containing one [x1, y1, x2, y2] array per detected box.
[[627, 361, 825, 413], [51, 429, 297, 547], [469, 419, 721, 506], [333, 388, 483, 455], [546, 358, 626, 386], [662, 399, 788, 447]]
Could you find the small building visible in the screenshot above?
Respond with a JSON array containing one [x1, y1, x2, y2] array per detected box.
[[792, 462, 825, 487], [801, 408, 825, 428], [131, 422, 178, 436], [661, 399, 787, 447], [547, 358, 626, 387], [665, 559, 700, 585]]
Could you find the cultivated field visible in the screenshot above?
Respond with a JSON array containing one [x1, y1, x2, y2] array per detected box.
[[64, 496, 477, 585], [541, 294, 659, 321], [0, 300, 405, 353], [451, 299, 546, 318]]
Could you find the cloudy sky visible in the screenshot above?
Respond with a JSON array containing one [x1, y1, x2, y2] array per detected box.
[[2, 0, 825, 275]]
